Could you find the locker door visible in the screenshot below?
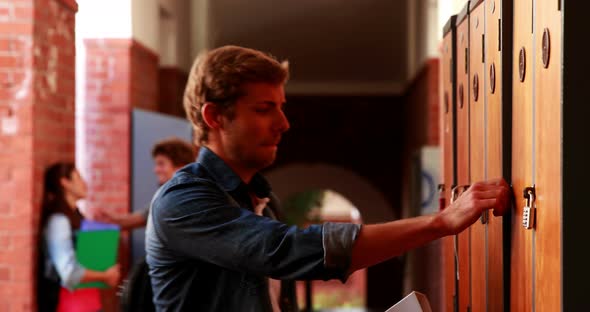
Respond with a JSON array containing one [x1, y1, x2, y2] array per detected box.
[[454, 6, 471, 312], [441, 15, 457, 312], [533, 2, 561, 311], [468, 2, 486, 312], [511, 0, 533, 311], [485, 1, 512, 311]]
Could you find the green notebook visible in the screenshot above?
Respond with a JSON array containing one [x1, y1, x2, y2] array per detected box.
[[75, 229, 120, 289]]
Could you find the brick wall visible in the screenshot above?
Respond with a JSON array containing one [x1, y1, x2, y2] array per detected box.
[[83, 37, 158, 310], [83, 38, 132, 218], [0, 0, 77, 310], [82, 38, 158, 217]]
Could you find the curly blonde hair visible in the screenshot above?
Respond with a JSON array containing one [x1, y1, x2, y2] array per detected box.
[[183, 45, 289, 145]]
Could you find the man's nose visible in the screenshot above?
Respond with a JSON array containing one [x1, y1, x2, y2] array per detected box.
[[275, 109, 290, 133]]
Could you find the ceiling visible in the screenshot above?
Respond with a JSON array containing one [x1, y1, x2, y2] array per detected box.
[[207, 0, 409, 94]]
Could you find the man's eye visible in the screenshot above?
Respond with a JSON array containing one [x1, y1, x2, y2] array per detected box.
[[254, 107, 271, 113]]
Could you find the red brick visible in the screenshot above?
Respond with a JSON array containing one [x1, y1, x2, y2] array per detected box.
[[14, 7, 33, 20], [12, 263, 33, 281], [0, 55, 22, 67], [0, 266, 10, 281], [0, 235, 9, 250], [0, 4, 14, 20], [0, 202, 12, 215], [0, 22, 32, 34], [0, 282, 31, 298]]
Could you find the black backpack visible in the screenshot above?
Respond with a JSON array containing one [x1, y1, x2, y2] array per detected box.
[[37, 237, 61, 312], [119, 257, 155, 312]]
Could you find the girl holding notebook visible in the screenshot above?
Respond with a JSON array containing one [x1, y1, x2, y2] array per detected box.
[[37, 162, 120, 312]]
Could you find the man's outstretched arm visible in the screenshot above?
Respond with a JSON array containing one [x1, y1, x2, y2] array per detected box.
[[349, 178, 510, 273]]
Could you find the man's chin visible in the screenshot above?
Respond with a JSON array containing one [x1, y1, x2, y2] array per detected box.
[[248, 154, 276, 170]]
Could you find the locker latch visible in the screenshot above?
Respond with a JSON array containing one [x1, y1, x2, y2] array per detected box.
[[451, 184, 470, 202], [522, 185, 536, 229], [438, 184, 446, 211]]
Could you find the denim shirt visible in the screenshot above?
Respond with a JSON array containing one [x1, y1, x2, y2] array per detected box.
[[145, 147, 361, 311]]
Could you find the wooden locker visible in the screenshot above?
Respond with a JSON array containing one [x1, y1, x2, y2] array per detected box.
[[485, 0, 512, 311], [441, 15, 458, 312], [511, 1, 590, 311], [467, 1, 486, 312], [533, 1, 561, 311], [511, 0, 534, 311], [454, 3, 471, 311]]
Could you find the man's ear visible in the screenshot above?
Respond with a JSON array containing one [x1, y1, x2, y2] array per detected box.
[[201, 102, 224, 129]]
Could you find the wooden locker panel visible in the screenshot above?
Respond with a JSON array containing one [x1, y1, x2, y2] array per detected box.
[[467, 2, 486, 312], [485, 0, 512, 311], [455, 5, 471, 312], [441, 16, 457, 312], [533, 2, 561, 312], [511, 0, 533, 311]]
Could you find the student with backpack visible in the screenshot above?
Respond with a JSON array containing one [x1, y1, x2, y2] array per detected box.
[[37, 162, 120, 312]]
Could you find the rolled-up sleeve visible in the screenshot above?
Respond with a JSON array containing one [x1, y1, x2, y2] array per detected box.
[[322, 222, 361, 282], [45, 214, 86, 289], [151, 179, 360, 282]]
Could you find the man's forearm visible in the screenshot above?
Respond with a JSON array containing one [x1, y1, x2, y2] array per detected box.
[[118, 213, 147, 230], [349, 214, 447, 273]]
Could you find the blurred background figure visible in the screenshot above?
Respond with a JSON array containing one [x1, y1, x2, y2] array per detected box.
[[96, 137, 197, 230], [37, 162, 121, 312], [93, 138, 196, 312]]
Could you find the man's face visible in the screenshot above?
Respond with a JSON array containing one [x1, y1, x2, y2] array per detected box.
[[153, 155, 178, 185], [221, 82, 290, 171]]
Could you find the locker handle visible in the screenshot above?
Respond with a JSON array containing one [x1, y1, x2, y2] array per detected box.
[[519, 47, 527, 82], [473, 74, 479, 102], [465, 48, 469, 74], [482, 34, 485, 63], [490, 63, 496, 94], [542, 28, 551, 68]]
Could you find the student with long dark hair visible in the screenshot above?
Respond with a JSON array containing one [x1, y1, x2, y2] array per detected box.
[[37, 162, 120, 312]]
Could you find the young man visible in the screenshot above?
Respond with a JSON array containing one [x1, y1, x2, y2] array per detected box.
[[145, 45, 511, 311], [98, 137, 196, 230]]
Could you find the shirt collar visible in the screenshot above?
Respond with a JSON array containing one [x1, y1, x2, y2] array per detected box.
[[196, 146, 271, 197]]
